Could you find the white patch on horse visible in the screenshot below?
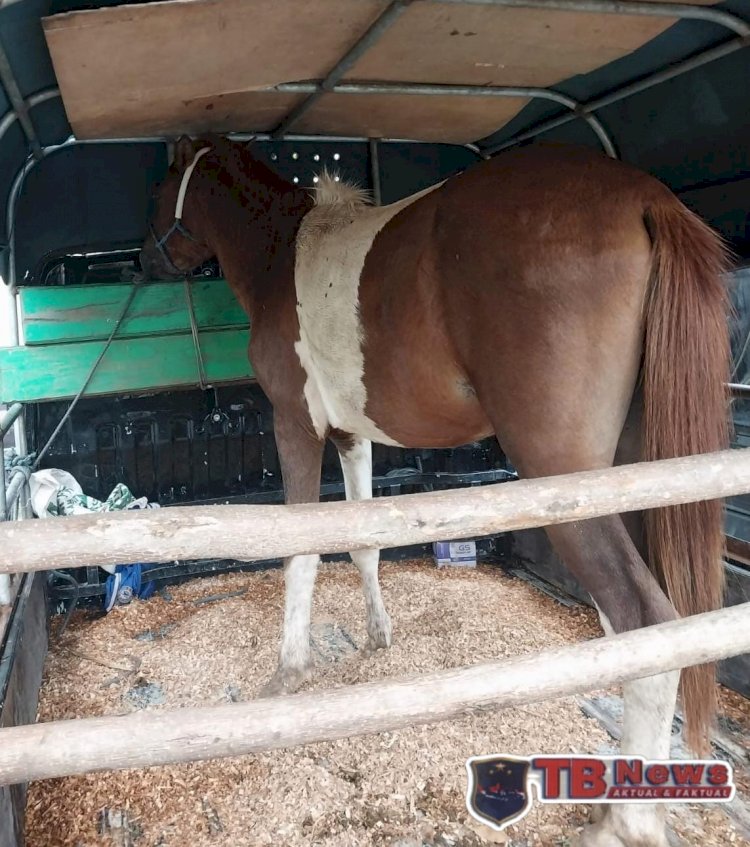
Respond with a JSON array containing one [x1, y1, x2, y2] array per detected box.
[[294, 174, 444, 444]]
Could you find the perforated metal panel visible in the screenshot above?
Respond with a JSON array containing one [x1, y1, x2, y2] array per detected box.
[[30, 384, 510, 506]]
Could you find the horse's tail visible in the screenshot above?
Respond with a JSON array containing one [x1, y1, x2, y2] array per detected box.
[[642, 198, 731, 753]]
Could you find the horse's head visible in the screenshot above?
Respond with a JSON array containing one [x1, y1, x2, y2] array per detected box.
[[140, 135, 218, 280]]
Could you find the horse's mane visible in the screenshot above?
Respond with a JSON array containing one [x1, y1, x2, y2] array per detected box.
[[312, 170, 371, 208]]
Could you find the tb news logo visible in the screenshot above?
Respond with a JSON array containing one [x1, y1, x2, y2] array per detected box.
[[465, 754, 735, 831]]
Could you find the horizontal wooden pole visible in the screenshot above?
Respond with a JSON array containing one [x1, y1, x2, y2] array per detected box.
[[0, 603, 748, 786], [1, 449, 750, 575]]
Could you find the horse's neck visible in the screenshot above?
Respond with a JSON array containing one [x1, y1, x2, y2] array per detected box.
[[203, 175, 311, 321]]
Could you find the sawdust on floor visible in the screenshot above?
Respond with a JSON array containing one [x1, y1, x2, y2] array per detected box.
[[25, 559, 749, 847]]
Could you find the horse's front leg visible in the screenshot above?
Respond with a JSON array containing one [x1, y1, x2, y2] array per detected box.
[[332, 433, 392, 655], [260, 414, 324, 698]]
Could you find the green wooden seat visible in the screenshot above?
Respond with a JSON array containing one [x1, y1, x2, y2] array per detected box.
[[0, 279, 254, 404]]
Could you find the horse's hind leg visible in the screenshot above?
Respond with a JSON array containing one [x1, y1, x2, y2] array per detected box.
[[587, 610, 679, 846], [545, 518, 678, 847], [577, 391, 679, 845], [332, 433, 392, 653], [486, 412, 677, 847]]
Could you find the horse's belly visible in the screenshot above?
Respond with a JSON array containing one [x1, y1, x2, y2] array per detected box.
[[292, 263, 494, 447], [297, 353, 403, 445], [362, 371, 495, 449], [297, 346, 493, 448]]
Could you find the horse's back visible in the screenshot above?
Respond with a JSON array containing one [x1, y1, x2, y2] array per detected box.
[[292, 145, 666, 451], [356, 146, 661, 450]]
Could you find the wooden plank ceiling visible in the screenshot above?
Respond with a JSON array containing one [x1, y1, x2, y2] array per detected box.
[[43, 0, 718, 144]]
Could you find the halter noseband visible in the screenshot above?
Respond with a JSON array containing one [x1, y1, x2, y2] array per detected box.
[[149, 146, 212, 275]]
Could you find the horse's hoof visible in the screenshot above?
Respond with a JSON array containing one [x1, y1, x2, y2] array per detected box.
[[577, 816, 670, 847], [576, 822, 627, 847], [257, 665, 311, 698], [589, 804, 607, 824], [363, 615, 392, 656], [362, 632, 392, 657]]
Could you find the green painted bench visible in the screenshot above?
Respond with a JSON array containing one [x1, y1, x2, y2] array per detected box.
[[0, 279, 254, 404]]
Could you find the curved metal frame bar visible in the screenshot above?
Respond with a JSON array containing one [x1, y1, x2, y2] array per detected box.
[[2, 0, 749, 285], [277, 80, 618, 158], [0, 40, 43, 158], [0, 0, 746, 175], [0, 87, 60, 146], [430, 0, 750, 38], [3, 131, 484, 287], [269, 0, 748, 139], [271, 0, 413, 138], [486, 36, 749, 155]]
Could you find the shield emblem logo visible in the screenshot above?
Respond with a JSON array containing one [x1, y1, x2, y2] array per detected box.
[[465, 755, 533, 830]]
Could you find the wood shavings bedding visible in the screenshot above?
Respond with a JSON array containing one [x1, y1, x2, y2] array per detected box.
[[25, 559, 749, 847]]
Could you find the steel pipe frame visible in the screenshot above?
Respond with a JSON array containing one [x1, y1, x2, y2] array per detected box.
[[0, 406, 22, 524], [277, 80, 618, 157], [0, 405, 24, 593], [270, 0, 748, 140], [428, 0, 749, 38], [2, 129, 483, 293], [0, 87, 59, 144], [0, 389, 24, 534], [0, 0, 747, 162], [0, 403, 22, 441], [2, 0, 748, 286], [0, 461, 6, 526], [271, 0, 414, 138], [2, 468, 26, 518], [369, 138, 382, 204], [0, 403, 29, 525], [454, 2, 749, 156], [2, 0, 747, 216], [485, 35, 750, 156], [0, 37, 42, 158]]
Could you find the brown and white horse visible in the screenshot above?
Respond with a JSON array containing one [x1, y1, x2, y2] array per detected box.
[[140, 135, 730, 847]]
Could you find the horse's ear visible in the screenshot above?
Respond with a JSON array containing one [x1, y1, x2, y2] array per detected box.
[[173, 135, 198, 170]]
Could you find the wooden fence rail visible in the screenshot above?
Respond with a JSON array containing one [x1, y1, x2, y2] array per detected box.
[[0, 602, 748, 786], [1, 449, 750, 575]]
